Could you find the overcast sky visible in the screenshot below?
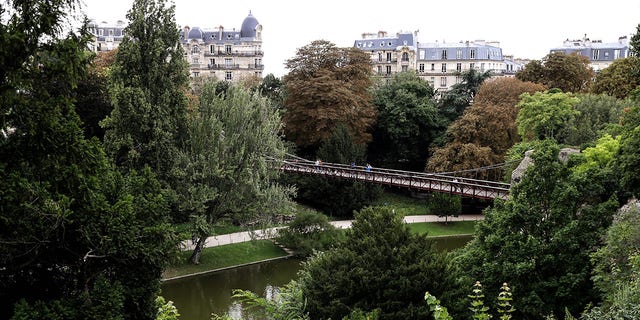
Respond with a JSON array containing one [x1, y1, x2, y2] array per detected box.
[[80, 0, 639, 77]]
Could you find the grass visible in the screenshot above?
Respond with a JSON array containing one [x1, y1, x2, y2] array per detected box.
[[408, 220, 477, 236], [371, 191, 431, 216], [163, 240, 288, 279]]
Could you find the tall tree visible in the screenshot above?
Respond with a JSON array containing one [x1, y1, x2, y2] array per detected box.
[[590, 56, 640, 99], [0, 1, 177, 318], [368, 71, 447, 170], [454, 140, 618, 319], [630, 23, 640, 57], [172, 82, 295, 264], [516, 52, 594, 93], [101, 0, 190, 185], [282, 40, 376, 153]]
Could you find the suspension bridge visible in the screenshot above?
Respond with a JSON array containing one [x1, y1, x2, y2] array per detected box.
[[277, 154, 511, 201]]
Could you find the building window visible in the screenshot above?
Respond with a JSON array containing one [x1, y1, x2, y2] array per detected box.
[[614, 49, 620, 59], [209, 58, 215, 67], [456, 63, 462, 72], [192, 57, 199, 64], [210, 45, 215, 53], [225, 45, 232, 53], [98, 29, 103, 36], [456, 49, 462, 59], [191, 46, 200, 54], [441, 63, 446, 72], [108, 29, 114, 36], [431, 63, 435, 71], [419, 50, 425, 59], [440, 77, 447, 87], [470, 63, 475, 70], [378, 52, 383, 62], [470, 49, 476, 59], [402, 52, 409, 61], [419, 63, 425, 73], [225, 71, 232, 80], [377, 66, 382, 75], [193, 72, 199, 77], [481, 63, 485, 71], [441, 49, 447, 60], [386, 52, 392, 62], [385, 66, 392, 75], [402, 65, 408, 72], [430, 77, 435, 85], [592, 49, 600, 60], [224, 58, 233, 67]]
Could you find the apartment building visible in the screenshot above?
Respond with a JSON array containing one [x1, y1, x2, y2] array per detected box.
[[89, 11, 263, 83], [354, 31, 524, 92], [549, 35, 630, 72]]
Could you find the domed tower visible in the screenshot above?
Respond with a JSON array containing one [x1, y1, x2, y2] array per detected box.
[[240, 11, 261, 40]]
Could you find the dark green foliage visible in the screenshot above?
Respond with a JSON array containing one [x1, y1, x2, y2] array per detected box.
[[298, 206, 464, 320], [614, 106, 640, 198], [630, 23, 640, 57], [454, 140, 618, 319], [290, 124, 382, 218], [429, 192, 462, 222], [438, 69, 493, 121], [276, 211, 345, 257], [516, 52, 594, 93], [102, 0, 190, 185], [369, 71, 447, 170], [559, 94, 630, 147]]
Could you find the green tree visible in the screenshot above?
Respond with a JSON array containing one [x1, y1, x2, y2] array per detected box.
[[275, 210, 344, 257], [289, 124, 382, 218], [101, 0, 190, 185], [454, 140, 618, 319], [561, 94, 630, 147], [516, 52, 594, 93], [590, 57, 640, 99], [630, 23, 640, 57], [258, 73, 285, 111], [516, 90, 580, 142], [613, 106, 640, 198], [369, 71, 447, 170], [172, 82, 295, 264], [429, 192, 461, 223], [438, 68, 493, 121], [282, 40, 376, 153], [297, 206, 464, 320], [0, 2, 178, 317]]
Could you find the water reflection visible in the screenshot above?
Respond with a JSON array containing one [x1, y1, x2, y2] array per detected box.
[[161, 258, 303, 320]]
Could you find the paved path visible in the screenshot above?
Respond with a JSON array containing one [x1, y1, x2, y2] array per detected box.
[[180, 214, 483, 251]]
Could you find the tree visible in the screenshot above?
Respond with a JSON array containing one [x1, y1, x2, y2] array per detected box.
[[613, 106, 640, 198], [172, 82, 295, 264], [0, 1, 178, 318], [289, 124, 382, 218], [590, 57, 640, 99], [454, 140, 618, 319], [257, 73, 285, 110], [516, 52, 594, 93], [426, 78, 545, 175], [630, 23, 640, 57], [297, 206, 464, 320], [516, 90, 580, 142], [368, 71, 447, 170], [282, 40, 376, 153], [438, 68, 493, 121], [275, 210, 344, 257], [561, 94, 630, 147], [429, 192, 461, 223], [101, 0, 190, 185]]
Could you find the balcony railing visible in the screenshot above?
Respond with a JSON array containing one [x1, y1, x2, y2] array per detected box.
[[204, 51, 264, 57], [208, 64, 240, 70]]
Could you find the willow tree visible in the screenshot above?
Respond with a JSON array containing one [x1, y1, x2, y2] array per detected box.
[[283, 40, 376, 153], [101, 0, 190, 185], [173, 82, 295, 264]]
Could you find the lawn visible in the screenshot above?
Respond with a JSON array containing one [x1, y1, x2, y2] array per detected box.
[[163, 240, 288, 279], [408, 220, 477, 236]]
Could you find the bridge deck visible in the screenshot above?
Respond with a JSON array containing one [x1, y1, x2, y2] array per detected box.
[[279, 159, 510, 201]]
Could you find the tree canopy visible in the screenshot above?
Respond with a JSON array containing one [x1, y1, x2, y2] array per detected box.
[[282, 40, 377, 152], [516, 52, 594, 93], [516, 90, 580, 142], [590, 56, 640, 99]]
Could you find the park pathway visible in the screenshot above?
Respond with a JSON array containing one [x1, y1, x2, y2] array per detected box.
[[180, 214, 484, 251]]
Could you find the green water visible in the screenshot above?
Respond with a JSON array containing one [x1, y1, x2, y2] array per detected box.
[[161, 235, 472, 319]]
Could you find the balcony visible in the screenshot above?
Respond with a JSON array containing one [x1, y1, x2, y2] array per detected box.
[[208, 64, 240, 70], [204, 51, 264, 57], [248, 64, 264, 70]]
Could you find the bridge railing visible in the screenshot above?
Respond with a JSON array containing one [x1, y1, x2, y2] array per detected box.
[[275, 156, 510, 200]]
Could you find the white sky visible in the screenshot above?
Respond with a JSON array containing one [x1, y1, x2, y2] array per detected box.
[[80, 0, 639, 78]]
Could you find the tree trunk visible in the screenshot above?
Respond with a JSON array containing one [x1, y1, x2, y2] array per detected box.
[[189, 236, 207, 265]]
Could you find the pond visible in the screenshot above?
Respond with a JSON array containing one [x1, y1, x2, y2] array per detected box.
[[161, 234, 472, 320]]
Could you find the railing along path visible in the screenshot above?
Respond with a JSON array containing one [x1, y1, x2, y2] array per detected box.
[[275, 155, 510, 201]]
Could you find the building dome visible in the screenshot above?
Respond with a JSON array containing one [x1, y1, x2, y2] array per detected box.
[[188, 27, 203, 40], [240, 11, 259, 38]]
